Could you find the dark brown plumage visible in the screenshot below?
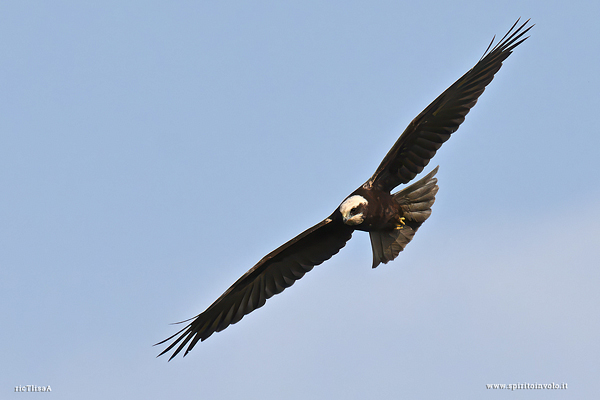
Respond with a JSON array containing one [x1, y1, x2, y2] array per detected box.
[[157, 19, 532, 360], [366, 19, 532, 192]]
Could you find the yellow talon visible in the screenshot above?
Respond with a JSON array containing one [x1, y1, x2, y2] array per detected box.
[[395, 217, 406, 229]]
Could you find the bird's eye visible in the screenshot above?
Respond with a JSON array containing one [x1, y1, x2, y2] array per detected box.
[[351, 207, 359, 215]]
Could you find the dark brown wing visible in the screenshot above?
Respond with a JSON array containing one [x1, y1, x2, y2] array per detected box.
[[157, 215, 353, 360], [365, 19, 533, 193]]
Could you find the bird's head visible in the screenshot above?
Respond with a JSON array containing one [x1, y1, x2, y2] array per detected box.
[[339, 195, 368, 226]]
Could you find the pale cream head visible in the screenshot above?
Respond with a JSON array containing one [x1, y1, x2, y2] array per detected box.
[[339, 195, 368, 225]]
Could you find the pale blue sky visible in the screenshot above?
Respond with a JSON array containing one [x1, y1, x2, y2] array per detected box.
[[1, 1, 599, 399]]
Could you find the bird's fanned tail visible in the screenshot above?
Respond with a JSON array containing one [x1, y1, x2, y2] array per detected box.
[[369, 167, 439, 268]]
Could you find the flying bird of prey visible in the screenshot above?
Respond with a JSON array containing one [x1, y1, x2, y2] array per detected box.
[[157, 19, 532, 360]]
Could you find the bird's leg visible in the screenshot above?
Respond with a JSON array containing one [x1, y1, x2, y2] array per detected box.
[[394, 216, 406, 230]]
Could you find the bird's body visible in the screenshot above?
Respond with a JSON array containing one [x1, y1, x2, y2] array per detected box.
[[341, 189, 399, 231], [157, 19, 532, 360]]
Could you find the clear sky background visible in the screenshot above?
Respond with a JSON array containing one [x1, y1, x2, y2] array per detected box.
[[1, 1, 599, 399]]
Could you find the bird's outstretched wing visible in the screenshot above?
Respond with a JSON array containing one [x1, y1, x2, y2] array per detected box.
[[157, 216, 353, 360], [365, 19, 532, 193]]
